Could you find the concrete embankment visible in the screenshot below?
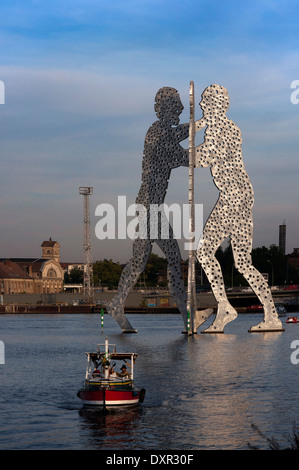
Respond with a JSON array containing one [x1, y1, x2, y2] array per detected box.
[[0, 304, 182, 314], [0, 291, 217, 314], [1, 289, 298, 314]]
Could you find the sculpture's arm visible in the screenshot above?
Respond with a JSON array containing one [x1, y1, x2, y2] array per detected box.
[[195, 118, 206, 132], [175, 122, 189, 141], [174, 147, 189, 168], [176, 119, 208, 168], [171, 123, 190, 168]]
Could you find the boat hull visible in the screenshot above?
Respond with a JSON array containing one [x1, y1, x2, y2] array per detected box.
[[77, 388, 145, 407]]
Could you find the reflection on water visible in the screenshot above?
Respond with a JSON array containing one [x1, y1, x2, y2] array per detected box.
[[79, 407, 144, 449], [0, 313, 298, 449]]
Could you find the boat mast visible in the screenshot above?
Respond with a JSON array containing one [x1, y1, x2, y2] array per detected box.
[[104, 337, 109, 379], [187, 81, 196, 334], [131, 354, 134, 380]]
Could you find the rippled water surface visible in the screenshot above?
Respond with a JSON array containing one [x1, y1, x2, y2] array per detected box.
[[0, 313, 298, 450]]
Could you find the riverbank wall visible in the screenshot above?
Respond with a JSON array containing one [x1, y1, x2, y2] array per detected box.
[[0, 289, 298, 314]]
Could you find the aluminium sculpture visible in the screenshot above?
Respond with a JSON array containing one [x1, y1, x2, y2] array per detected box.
[[106, 87, 198, 332], [105, 82, 283, 334], [194, 84, 283, 333]]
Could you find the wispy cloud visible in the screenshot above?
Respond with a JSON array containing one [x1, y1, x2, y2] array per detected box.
[[0, 0, 298, 261]]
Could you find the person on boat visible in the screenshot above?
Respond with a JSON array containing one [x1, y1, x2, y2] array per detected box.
[[92, 368, 101, 377], [194, 84, 283, 333], [106, 87, 191, 333], [117, 364, 130, 378]]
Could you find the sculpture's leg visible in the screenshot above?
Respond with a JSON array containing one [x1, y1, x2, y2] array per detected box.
[[193, 308, 214, 331], [156, 237, 189, 331], [201, 301, 238, 334], [196, 215, 238, 333], [249, 301, 284, 332], [106, 239, 152, 333], [231, 233, 284, 333], [197, 251, 238, 333], [237, 266, 283, 332]]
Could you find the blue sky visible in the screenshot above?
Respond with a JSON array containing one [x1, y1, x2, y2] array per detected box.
[[0, 0, 298, 263]]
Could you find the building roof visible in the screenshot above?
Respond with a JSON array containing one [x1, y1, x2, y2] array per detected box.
[[41, 237, 60, 247], [0, 260, 32, 279], [0, 258, 40, 263], [0, 258, 53, 274]]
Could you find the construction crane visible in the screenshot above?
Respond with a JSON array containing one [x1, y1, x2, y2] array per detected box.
[[79, 186, 95, 304]]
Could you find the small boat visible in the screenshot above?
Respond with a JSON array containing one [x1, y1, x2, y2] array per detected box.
[[286, 316, 299, 323], [77, 337, 145, 409]]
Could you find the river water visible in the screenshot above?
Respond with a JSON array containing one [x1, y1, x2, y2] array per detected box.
[[0, 312, 298, 450]]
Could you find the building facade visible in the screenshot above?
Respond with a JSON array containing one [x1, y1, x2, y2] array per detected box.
[[288, 248, 299, 272], [0, 238, 64, 295]]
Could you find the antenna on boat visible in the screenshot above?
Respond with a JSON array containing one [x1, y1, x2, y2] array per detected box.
[[186, 81, 197, 335]]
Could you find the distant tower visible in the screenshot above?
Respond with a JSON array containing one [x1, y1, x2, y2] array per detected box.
[[41, 238, 61, 261], [79, 187, 94, 304], [279, 221, 286, 255]]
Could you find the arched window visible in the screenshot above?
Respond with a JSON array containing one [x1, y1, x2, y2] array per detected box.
[[47, 268, 57, 278]]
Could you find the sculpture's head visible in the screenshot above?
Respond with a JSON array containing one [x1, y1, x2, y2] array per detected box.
[[200, 84, 230, 117], [154, 87, 184, 125]]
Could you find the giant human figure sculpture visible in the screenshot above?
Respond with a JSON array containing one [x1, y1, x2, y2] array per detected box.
[[107, 87, 192, 332], [195, 84, 283, 333]]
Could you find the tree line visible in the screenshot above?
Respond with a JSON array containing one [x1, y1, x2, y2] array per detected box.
[[64, 244, 299, 290]]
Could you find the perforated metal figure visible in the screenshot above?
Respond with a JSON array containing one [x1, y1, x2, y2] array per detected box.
[[195, 84, 283, 333], [106, 87, 190, 332]]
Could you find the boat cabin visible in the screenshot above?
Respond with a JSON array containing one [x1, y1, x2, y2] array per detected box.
[[84, 338, 138, 382]]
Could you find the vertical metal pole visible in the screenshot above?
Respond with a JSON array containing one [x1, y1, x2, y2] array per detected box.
[[187, 81, 196, 335], [101, 308, 104, 334], [79, 187, 95, 305], [131, 355, 134, 381], [187, 310, 191, 334], [104, 337, 109, 379], [102, 337, 108, 413], [103, 388, 106, 413]]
